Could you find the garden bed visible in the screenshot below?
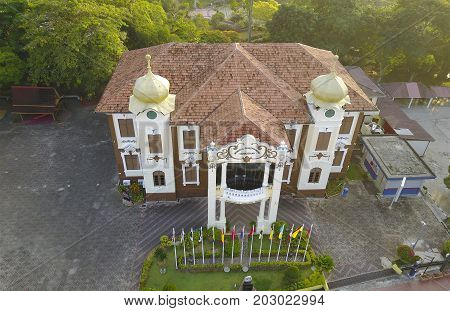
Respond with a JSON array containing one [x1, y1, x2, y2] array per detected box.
[[140, 223, 332, 291]]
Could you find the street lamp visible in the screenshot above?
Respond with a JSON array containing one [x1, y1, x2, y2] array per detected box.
[[412, 220, 427, 250]]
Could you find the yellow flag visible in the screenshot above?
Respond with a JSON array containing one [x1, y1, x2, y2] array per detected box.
[[221, 230, 225, 244], [269, 227, 274, 240], [292, 225, 303, 239]]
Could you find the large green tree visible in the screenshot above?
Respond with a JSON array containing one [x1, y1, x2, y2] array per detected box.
[[21, 0, 127, 96]]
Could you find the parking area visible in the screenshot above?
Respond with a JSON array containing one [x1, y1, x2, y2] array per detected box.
[[401, 105, 450, 214]]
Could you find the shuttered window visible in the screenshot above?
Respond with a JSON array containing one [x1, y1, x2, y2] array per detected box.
[[184, 165, 198, 183], [333, 151, 345, 166], [118, 119, 135, 137], [148, 134, 162, 153], [153, 171, 165, 186], [183, 130, 196, 149], [315, 132, 331, 151], [282, 164, 291, 181], [286, 129, 297, 147], [339, 116, 354, 134], [308, 168, 321, 183], [124, 155, 140, 170]]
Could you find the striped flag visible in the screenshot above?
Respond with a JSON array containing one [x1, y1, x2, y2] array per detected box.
[[258, 230, 263, 239], [248, 225, 255, 237], [292, 225, 303, 239], [278, 224, 285, 240], [212, 227, 215, 241], [239, 226, 245, 240], [231, 225, 236, 241], [269, 227, 274, 240]]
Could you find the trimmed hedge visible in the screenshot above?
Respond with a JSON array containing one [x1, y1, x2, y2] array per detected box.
[[139, 250, 154, 290]]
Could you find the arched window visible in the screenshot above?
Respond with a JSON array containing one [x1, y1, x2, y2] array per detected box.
[[153, 171, 165, 186], [308, 168, 321, 183]]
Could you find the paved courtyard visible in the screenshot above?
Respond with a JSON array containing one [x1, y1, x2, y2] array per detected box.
[[0, 104, 448, 289], [401, 105, 450, 214]]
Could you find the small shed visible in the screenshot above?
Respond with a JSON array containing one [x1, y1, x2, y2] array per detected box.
[[11, 86, 61, 120], [361, 136, 435, 197], [377, 98, 434, 156], [345, 66, 385, 102]]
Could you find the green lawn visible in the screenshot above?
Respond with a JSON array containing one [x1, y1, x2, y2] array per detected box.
[[144, 249, 312, 291], [346, 162, 367, 181]]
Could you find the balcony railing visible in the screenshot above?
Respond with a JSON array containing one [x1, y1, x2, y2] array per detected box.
[[217, 186, 272, 204]]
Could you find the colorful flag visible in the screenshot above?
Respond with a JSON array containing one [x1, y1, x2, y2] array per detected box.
[[278, 224, 285, 240], [288, 224, 294, 240], [269, 227, 274, 240], [221, 229, 225, 244], [212, 227, 215, 241], [239, 226, 245, 240], [258, 231, 263, 239], [291, 225, 303, 239], [231, 225, 236, 241], [248, 225, 255, 237]]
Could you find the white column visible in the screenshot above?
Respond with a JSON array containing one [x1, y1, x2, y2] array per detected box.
[[207, 162, 217, 228], [220, 163, 227, 189], [266, 143, 288, 232], [207, 143, 218, 229], [262, 162, 270, 187]]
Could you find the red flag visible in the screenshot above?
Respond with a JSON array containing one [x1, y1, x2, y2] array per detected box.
[[231, 226, 236, 240], [248, 225, 255, 237], [305, 227, 311, 237]]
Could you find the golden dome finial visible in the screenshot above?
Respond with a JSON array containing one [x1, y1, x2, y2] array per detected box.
[[145, 54, 152, 72], [331, 54, 339, 74]]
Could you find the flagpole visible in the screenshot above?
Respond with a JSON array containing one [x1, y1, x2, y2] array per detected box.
[[240, 226, 245, 265], [172, 228, 178, 269], [267, 225, 274, 262], [302, 224, 313, 262], [231, 225, 235, 264], [276, 224, 284, 261], [294, 224, 304, 262], [182, 228, 187, 265], [258, 231, 263, 262], [200, 226, 205, 264], [212, 228, 215, 264], [286, 224, 294, 262], [222, 237, 225, 264], [248, 225, 254, 264], [191, 228, 196, 265]]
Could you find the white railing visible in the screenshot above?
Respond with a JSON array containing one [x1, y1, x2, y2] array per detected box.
[[219, 186, 272, 204]]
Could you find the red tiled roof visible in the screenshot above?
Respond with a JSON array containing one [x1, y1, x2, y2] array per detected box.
[[96, 43, 376, 120], [200, 89, 290, 148]]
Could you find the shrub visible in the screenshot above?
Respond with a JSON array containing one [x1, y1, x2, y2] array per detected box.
[[154, 247, 167, 262], [315, 254, 335, 272], [129, 182, 141, 195], [139, 251, 154, 290], [397, 244, 420, 265], [302, 271, 324, 289], [283, 266, 300, 285], [160, 235, 171, 248], [162, 284, 176, 291], [442, 240, 450, 256]]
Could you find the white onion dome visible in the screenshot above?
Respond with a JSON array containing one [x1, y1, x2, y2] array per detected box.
[[133, 55, 169, 103], [305, 56, 350, 109], [129, 54, 175, 115], [310, 72, 348, 103]]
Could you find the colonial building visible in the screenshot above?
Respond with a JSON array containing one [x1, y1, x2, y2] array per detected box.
[[96, 43, 378, 232]]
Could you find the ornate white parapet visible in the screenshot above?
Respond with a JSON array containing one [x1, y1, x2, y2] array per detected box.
[[218, 186, 272, 204]]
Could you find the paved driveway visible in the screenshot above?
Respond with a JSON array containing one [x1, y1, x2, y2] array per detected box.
[[0, 105, 447, 289], [401, 105, 450, 214]]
